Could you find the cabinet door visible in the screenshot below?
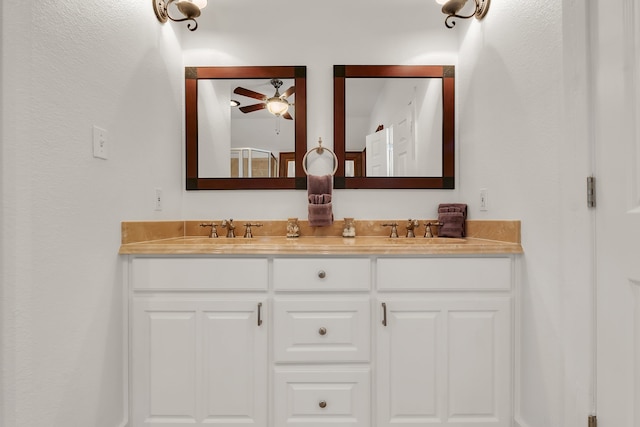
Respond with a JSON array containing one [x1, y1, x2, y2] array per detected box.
[[132, 298, 267, 427], [376, 298, 511, 427]]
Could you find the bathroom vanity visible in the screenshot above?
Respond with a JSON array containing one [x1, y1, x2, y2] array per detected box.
[[120, 220, 522, 427]]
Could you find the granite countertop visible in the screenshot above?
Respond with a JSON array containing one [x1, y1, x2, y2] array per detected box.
[[119, 220, 523, 255]]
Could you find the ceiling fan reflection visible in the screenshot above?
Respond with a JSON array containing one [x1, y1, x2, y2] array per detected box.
[[233, 78, 295, 120]]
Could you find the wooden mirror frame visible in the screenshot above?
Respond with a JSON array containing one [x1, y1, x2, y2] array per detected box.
[[185, 66, 307, 190], [333, 65, 455, 189]]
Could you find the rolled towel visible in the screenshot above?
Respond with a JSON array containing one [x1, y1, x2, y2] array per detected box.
[[309, 194, 332, 204]]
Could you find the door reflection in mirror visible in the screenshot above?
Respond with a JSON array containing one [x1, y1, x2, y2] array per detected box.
[[346, 78, 443, 177]]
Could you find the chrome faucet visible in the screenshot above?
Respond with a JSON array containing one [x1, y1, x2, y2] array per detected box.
[[221, 219, 236, 238], [199, 222, 218, 238], [382, 222, 399, 238], [243, 223, 263, 238], [405, 219, 419, 238]]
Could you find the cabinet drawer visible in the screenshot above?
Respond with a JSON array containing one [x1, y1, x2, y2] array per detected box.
[[274, 367, 370, 427], [377, 257, 512, 291], [274, 298, 370, 362], [131, 257, 268, 290], [273, 258, 370, 291]]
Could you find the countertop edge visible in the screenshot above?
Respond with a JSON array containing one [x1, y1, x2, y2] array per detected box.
[[119, 238, 523, 256]]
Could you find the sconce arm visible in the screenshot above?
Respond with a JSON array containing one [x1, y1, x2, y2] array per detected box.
[[442, 0, 490, 29], [444, 10, 477, 28], [167, 15, 198, 31]]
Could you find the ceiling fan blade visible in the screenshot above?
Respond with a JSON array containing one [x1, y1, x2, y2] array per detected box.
[[233, 87, 268, 101], [239, 103, 267, 113], [281, 86, 295, 99], [282, 111, 293, 120]]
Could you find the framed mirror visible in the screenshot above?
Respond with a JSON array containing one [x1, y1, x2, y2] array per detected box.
[[333, 65, 455, 189], [185, 66, 307, 190]]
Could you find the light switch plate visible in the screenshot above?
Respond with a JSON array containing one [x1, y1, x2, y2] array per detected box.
[[480, 188, 488, 211], [93, 125, 108, 160], [154, 188, 163, 211]]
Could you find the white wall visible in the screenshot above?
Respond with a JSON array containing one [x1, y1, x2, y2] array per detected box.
[[1, 0, 597, 426], [458, 1, 594, 426], [0, 1, 5, 423], [1, 0, 185, 426]]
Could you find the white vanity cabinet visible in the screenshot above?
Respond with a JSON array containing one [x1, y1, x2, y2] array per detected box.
[[125, 253, 516, 427], [128, 257, 269, 427], [375, 257, 513, 427]]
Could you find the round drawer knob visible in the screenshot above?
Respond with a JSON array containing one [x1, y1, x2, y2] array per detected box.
[[318, 327, 327, 336], [319, 400, 327, 409], [318, 270, 326, 279]]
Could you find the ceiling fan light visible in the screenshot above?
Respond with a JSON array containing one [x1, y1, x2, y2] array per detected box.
[[266, 98, 289, 116]]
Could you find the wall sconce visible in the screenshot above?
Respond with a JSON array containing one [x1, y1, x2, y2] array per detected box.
[[436, 0, 490, 28], [153, 0, 207, 31]]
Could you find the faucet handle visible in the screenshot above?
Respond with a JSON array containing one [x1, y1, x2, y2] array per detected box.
[[199, 223, 218, 238], [243, 223, 263, 238], [382, 222, 399, 238], [424, 221, 442, 238], [405, 219, 420, 238]]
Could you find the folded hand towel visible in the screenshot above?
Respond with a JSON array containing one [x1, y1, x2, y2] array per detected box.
[[438, 203, 467, 217], [308, 203, 334, 227], [308, 174, 333, 195], [437, 203, 467, 237], [438, 212, 465, 237], [308, 175, 334, 227]]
